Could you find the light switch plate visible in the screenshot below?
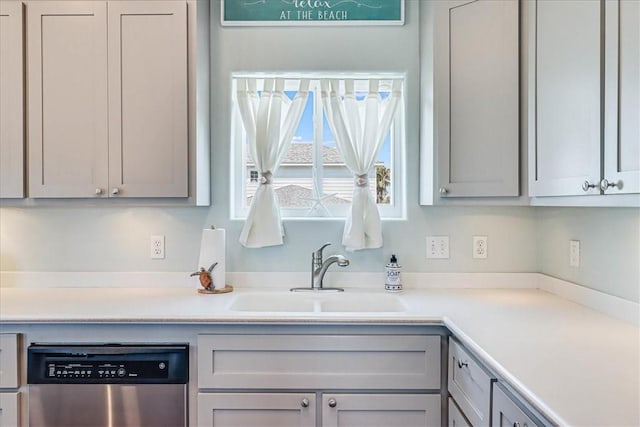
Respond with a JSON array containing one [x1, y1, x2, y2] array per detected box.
[[426, 236, 449, 259]]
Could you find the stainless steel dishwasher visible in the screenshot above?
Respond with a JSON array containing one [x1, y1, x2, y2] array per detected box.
[[27, 343, 188, 427]]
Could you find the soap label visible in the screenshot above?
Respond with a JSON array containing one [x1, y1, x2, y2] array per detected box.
[[385, 266, 402, 292]]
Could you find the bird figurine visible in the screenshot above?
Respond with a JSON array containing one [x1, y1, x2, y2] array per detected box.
[[190, 262, 218, 291]]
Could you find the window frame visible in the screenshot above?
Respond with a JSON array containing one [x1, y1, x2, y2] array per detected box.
[[230, 73, 406, 221]]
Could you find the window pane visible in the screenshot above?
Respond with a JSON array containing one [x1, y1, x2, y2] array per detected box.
[[237, 76, 402, 219], [245, 91, 318, 209], [321, 116, 391, 205]]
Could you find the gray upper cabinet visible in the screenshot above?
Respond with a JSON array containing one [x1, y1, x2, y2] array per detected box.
[[529, 0, 639, 201], [27, 0, 188, 199], [604, 0, 640, 195], [27, 1, 109, 198], [0, 1, 24, 198], [435, 0, 519, 198], [528, 0, 602, 197], [107, 1, 188, 198]]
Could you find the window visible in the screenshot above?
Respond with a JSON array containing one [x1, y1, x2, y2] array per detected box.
[[231, 74, 406, 220]]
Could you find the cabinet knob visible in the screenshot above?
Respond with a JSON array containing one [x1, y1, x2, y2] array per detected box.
[[600, 178, 621, 192], [95, 188, 103, 196], [328, 398, 337, 408], [513, 422, 520, 427], [457, 360, 469, 369], [582, 180, 596, 192], [439, 187, 448, 195], [111, 188, 120, 195], [301, 398, 309, 408]]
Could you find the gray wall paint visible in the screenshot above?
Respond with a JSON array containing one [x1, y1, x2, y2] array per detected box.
[[537, 208, 640, 303], [0, 1, 638, 304]]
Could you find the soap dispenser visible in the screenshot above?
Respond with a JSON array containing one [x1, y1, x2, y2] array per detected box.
[[385, 254, 402, 292]]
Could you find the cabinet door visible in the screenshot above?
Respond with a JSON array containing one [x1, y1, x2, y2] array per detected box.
[[0, 1, 24, 198], [197, 393, 315, 427], [448, 397, 471, 427], [27, 1, 109, 198], [322, 394, 441, 427], [604, 0, 640, 194], [491, 385, 542, 427], [0, 392, 20, 427], [436, 0, 519, 198], [0, 334, 19, 389], [107, 1, 188, 198], [528, 0, 602, 196]]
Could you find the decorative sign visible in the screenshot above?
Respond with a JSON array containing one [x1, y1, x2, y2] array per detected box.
[[221, 0, 404, 26]]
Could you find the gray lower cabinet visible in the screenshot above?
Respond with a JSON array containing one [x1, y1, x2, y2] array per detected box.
[[448, 338, 552, 427], [447, 338, 494, 426], [197, 334, 442, 427], [0, 392, 20, 427], [448, 397, 471, 427], [434, 0, 519, 198], [197, 392, 440, 427], [0, 334, 20, 426], [492, 384, 541, 427], [322, 393, 440, 427], [197, 393, 316, 427]]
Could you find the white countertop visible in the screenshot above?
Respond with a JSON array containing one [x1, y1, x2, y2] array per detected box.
[[1, 285, 639, 426]]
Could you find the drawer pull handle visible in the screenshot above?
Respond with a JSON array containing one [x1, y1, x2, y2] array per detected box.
[[328, 398, 337, 408], [301, 398, 309, 408], [457, 360, 469, 369]]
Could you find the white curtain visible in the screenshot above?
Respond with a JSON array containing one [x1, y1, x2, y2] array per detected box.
[[236, 78, 310, 248], [321, 79, 402, 251]]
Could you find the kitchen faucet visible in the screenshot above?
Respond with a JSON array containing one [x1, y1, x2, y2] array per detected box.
[[290, 243, 349, 292]]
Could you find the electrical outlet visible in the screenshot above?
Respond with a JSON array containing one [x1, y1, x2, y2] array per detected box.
[[426, 236, 449, 259], [473, 236, 488, 259], [150, 235, 165, 259], [569, 240, 580, 267]]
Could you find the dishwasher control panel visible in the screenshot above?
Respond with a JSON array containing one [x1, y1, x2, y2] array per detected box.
[[46, 360, 168, 380], [28, 344, 188, 384]]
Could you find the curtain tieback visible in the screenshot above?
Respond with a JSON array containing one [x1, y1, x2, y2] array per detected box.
[[355, 174, 369, 188], [260, 171, 273, 185]]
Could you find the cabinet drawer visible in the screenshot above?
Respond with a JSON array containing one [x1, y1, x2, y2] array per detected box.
[[198, 334, 441, 390], [0, 334, 19, 388], [492, 383, 544, 427], [448, 338, 494, 426], [448, 397, 471, 427]]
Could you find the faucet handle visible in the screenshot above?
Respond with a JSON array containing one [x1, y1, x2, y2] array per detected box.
[[314, 243, 332, 261]]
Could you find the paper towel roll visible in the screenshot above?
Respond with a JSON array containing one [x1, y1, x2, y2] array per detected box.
[[198, 228, 226, 289]]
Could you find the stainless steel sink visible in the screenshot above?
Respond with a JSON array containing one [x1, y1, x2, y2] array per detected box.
[[228, 292, 406, 313]]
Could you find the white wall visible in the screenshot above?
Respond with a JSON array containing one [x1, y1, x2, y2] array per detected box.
[[0, 1, 637, 304]]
